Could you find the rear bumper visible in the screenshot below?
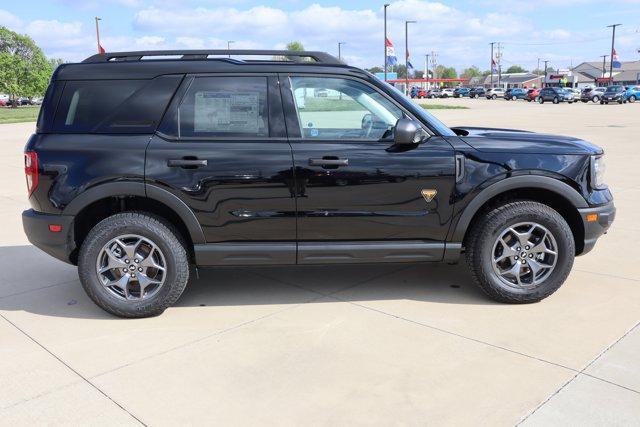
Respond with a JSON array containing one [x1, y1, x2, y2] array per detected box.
[[578, 202, 616, 255], [22, 209, 76, 264]]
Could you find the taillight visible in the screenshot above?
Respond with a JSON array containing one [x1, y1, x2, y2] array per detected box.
[[24, 151, 39, 197]]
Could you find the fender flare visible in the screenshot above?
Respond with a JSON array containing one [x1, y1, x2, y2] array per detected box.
[[449, 175, 588, 242], [63, 181, 206, 245]]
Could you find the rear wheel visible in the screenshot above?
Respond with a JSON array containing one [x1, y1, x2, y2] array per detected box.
[[593, 96, 600, 103], [630, 95, 636, 103], [465, 201, 574, 303], [512, 95, 517, 101], [538, 97, 544, 104], [553, 96, 559, 104], [78, 212, 189, 318], [492, 94, 497, 100]]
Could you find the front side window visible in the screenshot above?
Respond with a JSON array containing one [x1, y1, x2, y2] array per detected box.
[[178, 76, 268, 138], [290, 76, 403, 141]]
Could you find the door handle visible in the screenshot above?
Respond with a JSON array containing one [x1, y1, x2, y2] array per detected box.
[[167, 158, 208, 168], [308, 158, 349, 167]]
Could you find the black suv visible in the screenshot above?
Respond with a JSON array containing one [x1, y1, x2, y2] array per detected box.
[[23, 50, 615, 317]]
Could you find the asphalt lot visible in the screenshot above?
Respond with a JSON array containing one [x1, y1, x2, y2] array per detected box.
[[1, 97, 639, 425]]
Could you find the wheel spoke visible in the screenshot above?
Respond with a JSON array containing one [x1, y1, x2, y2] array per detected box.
[[504, 261, 523, 286], [115, 238, 141, 260], [495, 238, 518, 262], [137, 271, 162, 296]]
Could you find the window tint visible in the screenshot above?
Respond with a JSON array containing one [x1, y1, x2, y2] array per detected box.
[[290, 76, 403, 141], [178, 77, 268, 138], [53, 80, 146, 132]]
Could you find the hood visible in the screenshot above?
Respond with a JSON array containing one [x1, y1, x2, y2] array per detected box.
[[452, 127, 603, 155]]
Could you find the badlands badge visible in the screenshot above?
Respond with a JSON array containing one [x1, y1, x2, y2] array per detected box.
[[421, 189, 437, 203]]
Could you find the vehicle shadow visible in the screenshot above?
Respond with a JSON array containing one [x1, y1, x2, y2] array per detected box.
[[0, 245, 497, 320]]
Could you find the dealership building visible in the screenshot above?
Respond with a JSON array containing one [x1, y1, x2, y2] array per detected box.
[[544, 61, 640, 88], [468, 73, 543, 89]]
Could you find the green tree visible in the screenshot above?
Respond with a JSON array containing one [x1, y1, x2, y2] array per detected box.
[[505, 65, 527, 73], [435, 65, 457, 79], [460, 66, 481, 79], [366, 66, 383, 74], [481, 69, 492, 76], [286, 41, 305, 52], [0, 27, 51, 106]]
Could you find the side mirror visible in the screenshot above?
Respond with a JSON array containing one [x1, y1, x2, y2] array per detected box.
[[393, 118, 421, 145]]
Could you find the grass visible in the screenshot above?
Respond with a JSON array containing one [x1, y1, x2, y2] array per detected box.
[[0, 106, 40, 124], [421, 104, 469, 110], [303, 97, 365, 112]]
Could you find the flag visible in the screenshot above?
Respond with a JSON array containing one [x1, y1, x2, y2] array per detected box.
[[491, 58, 498, 73], [98, 43, 106, 54], [612, 48, 621, 69], [385, 38, 398, 66], [406, 50, 414, 76]]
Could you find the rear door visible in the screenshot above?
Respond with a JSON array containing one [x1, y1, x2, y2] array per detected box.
[[281, 74, 456, 264], [146, 74, 297, 265]]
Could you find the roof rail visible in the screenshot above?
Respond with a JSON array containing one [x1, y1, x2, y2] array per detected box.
[[83, 50, 342, 65]]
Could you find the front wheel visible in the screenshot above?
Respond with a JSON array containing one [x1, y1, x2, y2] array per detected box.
[[492, 94, 497, 99], [465, 201, 575, 303], [630, 95, 636, 103], [78, 212, 189, 318], [553, 97, 559, 104], [592, 96, 600, 103], [538, 97, 544, 104]]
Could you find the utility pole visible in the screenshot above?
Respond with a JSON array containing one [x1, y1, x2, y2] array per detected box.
[[496, 42, 502, 87], [338, 42, 345, 60], [537, 58, 541, 79], [543, 60, 549, 87], [94, 17, 102, 54], [227, 41, 234, 58], [607, 24, 622, 86], [405, 20, 416, 95], [601, 54, 609, 80], [383, 4, 390, 81], [425, 54, 430, 88], [490, 42, 495, 87]]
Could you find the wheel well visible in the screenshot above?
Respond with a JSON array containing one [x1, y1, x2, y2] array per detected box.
[[462, 188, 585, 255], [71, 196, 195, 264]]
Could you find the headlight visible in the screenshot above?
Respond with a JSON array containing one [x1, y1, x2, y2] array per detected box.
[[591, 155, 606, 189]]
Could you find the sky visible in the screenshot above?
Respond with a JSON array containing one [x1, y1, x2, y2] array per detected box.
[[1, 0, 640, 73]]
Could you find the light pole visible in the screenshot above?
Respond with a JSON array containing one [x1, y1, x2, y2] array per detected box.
[[94, 17, 102, 54], [338, 42, 345, 60], [405, 20, 416, 95], [227, 40, 234, 58], [543, 60, 549, 87], [489, 42, 495, 87], [383, 4, 390, 81], [425, 53, 430, 88], [607, 24, 621, 86]]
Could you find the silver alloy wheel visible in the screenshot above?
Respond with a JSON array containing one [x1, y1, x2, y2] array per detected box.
[[96, 234, 167, 301], [491, 222, 558, 289]]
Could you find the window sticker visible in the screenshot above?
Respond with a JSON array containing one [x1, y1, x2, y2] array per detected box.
[[194, 91, 260, 133]]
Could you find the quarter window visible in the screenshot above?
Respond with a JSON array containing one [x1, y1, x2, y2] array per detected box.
[[290, 76, 403, 141], [178, 77, 268, 138]]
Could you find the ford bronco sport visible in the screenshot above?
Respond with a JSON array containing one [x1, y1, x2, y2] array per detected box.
[[23, 50, 615, 317]]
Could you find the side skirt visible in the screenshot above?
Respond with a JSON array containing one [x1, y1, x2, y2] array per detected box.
[[194, 241, 462, 266]]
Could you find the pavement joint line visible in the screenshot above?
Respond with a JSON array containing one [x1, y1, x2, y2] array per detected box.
[[518, 320, 640, 424], [91, 292, 326, 380], [327, 295, 640, 397], [573, 268, 639, 282], [91, 265, 411, 380], [0, 278, 79, 301], [0, 312, 147, 426], [0, 377, 80, 412]]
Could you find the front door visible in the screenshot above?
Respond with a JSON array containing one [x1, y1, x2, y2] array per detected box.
[[281, 75, 456, 263], [146, 74, 297, 265]]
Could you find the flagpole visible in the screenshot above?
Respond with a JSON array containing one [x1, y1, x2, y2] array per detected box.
[[490, 42, 495, 87], [607, 24, 621, 86], [405, 20, 416, 95], [95, 17, 102, 54], [384, 4, 389, 81]]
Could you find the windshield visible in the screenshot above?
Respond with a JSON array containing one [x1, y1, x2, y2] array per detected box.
[[605, 86, 623, 93]]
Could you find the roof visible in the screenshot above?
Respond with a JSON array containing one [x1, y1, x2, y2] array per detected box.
[[55, 49, 358, 81], [479, 72, 541, 85]]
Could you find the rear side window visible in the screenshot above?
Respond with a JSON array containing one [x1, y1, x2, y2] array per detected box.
[[52, 76, 182, 133], [177, 76, 269, 138]]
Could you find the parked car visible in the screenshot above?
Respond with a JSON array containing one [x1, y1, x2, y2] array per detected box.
[[486, 87, 505, 99], [624, 86, 640, 103], [565, 88, 581, 97], [580, 87, 606, 103], [31, 97, 44, 105], [537, 87, 575, 104], [504, 88, 528, 100], [426, 88, 441, 98], [601, 85, 627, 104], [469, 87, 486, 98], [0, 94, 8, 106], [416, 88, 427, 99], [526, 88, 540, 102], [440, 88, 455, 98], [23, 49, 615, 317], [453, 87, 470, 98], [410, 86, 419, 98]]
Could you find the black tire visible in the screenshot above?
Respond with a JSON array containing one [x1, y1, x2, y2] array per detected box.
[[538, 97, 544, 104], [465, 201, 575, 303], [553, 96, 559, 104], [630, 95, 636, 103], [592, 96, 600, 103], [78, 212, 189, 318], [492, 94, 497, 99], [512, 95, 517, 101]]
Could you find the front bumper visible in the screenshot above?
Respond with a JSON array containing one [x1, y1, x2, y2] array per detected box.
[[577, 202, 616, 255], [22, 209, 76, 264]]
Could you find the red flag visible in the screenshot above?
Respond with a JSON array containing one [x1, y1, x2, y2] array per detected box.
[[98, 43, 106, 54]]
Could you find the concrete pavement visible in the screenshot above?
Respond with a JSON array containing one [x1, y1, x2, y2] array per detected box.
[[1, 98, 639, 425]]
